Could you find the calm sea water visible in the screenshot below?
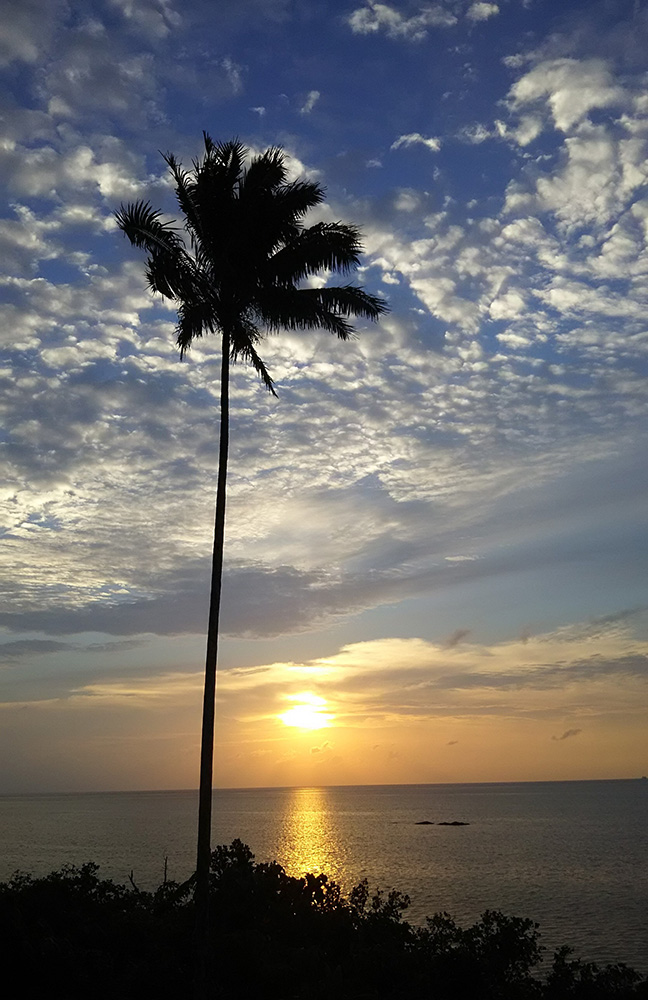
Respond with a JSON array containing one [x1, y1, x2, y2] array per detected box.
[[1, 780, 646, 972]]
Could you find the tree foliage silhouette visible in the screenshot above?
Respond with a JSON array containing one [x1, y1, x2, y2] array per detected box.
[[115, 134, 387, 936], [3, 845, 645, 999]]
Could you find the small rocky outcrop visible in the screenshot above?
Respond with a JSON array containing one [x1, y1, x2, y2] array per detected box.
[[414, 820, 470, 826]]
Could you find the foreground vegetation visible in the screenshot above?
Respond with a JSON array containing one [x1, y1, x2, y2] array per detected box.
[[2, 840, 645, 999]]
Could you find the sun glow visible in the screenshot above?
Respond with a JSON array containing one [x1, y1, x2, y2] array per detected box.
[[278, 692, 333, 730]]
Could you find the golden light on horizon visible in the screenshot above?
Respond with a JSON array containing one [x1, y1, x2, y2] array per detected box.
[[278, 692, 334, 730]]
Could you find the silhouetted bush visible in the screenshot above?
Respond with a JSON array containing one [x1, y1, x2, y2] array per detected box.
[[1, 840, 645, 999]]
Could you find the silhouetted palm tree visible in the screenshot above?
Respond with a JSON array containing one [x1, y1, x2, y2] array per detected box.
[[115, 134, 387, 937]]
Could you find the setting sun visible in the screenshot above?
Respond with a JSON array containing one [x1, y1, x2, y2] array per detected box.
[[278, 693, 333, 730]]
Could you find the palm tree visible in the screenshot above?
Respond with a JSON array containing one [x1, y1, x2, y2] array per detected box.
[[115, 133, 387, 935]]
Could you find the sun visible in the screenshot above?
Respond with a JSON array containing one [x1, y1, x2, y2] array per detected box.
[[278, 693, 333, 730]]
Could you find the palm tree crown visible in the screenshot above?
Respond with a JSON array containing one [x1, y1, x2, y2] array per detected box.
[[116, 134, 387, 390]]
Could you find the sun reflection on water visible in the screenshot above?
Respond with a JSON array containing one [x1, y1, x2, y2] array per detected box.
[[276, 786, 349, 886]]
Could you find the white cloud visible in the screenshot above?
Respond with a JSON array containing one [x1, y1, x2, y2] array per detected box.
[[391, 132, 441, 152], [393, 188, 422, 212], [509, 58, 627, 132], [504, 123, 648, 231], [300, 90, 320, 115], [495, 114, 543, 147], [466, 2, 499, 23], [0, 205, 61, 273], [457, 123, 491, 144], [489, 289, 526, 320], [220, 56, 244, 95], [347, 2, 457, 42], [0, 140, 153, 202]]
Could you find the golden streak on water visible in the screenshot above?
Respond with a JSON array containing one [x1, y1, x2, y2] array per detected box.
[[277, 786, 347, 885]]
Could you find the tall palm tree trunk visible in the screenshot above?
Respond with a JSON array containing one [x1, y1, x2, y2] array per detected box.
[[194, 329, 230, 965]]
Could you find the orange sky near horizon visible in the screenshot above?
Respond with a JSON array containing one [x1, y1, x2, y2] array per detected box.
[[2, 628, 645, 793]]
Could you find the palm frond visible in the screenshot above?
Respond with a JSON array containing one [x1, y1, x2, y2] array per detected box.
[[266, 179, 325, 221], [200, 134, 247, 191], [256, 284, 387, 338], [267, 222, 365, 284], [229, 318, 277, 394], [115, 200, 204, 303], [162, 151, 204, 252], [240, 147, 288, 196], [308, 284, 389, 321], [237, 182, 324, 262], [144, 241, 198, 301], [176, 300, 205, 357], [235, 151, 325, 262], [182, 138, 249, 261], [256, 285, 386, 339], [115, 201, 185, 254]]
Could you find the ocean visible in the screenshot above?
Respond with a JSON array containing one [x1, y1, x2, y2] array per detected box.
[[1, 780, 646, 972]]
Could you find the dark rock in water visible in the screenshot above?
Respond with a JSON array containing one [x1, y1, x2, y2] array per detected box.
[[415, 819, 470, 826]]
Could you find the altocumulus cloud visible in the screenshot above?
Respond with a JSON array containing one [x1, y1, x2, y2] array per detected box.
[[347, 2, 457, 41]]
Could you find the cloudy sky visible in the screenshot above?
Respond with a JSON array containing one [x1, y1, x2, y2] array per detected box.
[[1, 0, 647, 793]]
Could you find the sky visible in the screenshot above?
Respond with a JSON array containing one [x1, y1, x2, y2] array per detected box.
[[1, 0, 647, 793]]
